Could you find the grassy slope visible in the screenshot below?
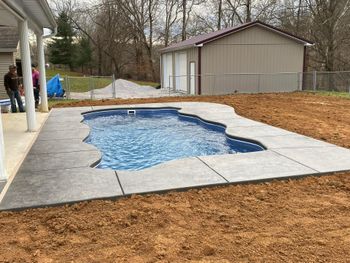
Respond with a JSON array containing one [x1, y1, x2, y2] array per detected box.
[[307, 90, 350, 99], [45, 69, 159, 92], [46, 68, 84, 78], [131, 80, 160, 87]]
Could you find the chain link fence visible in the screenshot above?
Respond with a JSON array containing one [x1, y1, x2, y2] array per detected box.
[[44, 71, 350, 99], [302, 71, 350, 93], [46, 75, 115, 100], [169, 72, 302, 95], [46, 75, 182, 99], [168, 71, 350, 95]]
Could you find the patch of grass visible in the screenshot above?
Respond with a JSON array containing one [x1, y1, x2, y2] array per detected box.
[[46, 69, 84, 78], [305, 90, 350, 99], [129, 80, 160, 88], [45, 70, 159, 92], [46, 75, 112, 93], [67, 77, 112, 92], [44, 69, 112, 93], [48, 99, 79, 108]]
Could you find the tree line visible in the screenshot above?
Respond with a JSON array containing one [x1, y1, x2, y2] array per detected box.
[[48, 0, 350, 81]]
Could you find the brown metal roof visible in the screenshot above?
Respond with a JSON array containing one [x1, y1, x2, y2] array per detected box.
[[160, 20, 313, 53], [0, 26, 19, 51]]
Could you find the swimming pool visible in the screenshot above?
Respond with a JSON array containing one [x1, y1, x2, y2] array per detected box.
[[83, 108, 264, 170]]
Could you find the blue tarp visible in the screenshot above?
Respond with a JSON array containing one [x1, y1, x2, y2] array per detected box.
[[47, 74, 64, 97]]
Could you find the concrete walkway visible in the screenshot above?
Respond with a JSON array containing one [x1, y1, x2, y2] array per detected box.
[[70, 79, 183, 100], [0, 111, 49, 194], [1, 102, 350, 210]]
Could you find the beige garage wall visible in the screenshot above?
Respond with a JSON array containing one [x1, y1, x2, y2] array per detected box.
[[201, 26, 304, 95]]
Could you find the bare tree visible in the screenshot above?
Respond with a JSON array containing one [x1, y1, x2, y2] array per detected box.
[[182, 0, 187, 40], [307, 0, 350, 70], [48, 0, 350, 79], [180, 0, 205, 40], [217, 0, 223, 30], [162, 0, 181, 46], [117, 0, 160, 81]]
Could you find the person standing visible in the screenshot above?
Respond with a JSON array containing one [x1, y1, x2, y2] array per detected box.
[[32, 65, 40, 108], [4, 65, 25, 113]]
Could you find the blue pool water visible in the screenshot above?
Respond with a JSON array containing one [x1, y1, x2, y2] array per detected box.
[[83, 109, 264, 170]]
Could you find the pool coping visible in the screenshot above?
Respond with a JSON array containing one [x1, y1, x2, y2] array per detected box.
[[1, 102, 350, 211]]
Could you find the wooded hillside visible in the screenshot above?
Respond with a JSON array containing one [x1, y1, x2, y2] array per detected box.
[[48, 0, 350, 81]]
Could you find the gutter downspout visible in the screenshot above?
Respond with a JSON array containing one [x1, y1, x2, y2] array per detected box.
[[195, 44, 203, 95], [38, 0, 58, 32], [37, 0, 58, 112], [301, 43, 314, 91], [37, 26, 57, 112]]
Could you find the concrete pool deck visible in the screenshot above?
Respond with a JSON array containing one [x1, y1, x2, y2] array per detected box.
[[1, 102, 350, 210], [0, 111, 49, 194]]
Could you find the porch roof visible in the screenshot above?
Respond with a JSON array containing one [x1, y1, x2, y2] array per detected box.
[[0, 0, 56, 34]]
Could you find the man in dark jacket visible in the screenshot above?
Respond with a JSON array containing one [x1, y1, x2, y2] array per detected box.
[[4, 65, 25, 113]]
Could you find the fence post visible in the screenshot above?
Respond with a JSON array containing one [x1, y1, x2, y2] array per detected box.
[[168, 75, 171, 96], [89, 77, 93, 100], [257, 74, 261, 93], [313, 70, 317, 91], [112, 74, 116, 98], [213, 74, 216, 96], [65, 75, 70, 99]]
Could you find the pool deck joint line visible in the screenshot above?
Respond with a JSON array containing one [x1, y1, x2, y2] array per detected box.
[[115, 171, 125, 196], [196, 157, 230, 183], [1, 102, 350, 211]]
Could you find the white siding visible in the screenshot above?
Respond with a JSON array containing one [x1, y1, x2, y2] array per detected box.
[[0, 53, 15, 99], [162, 53, 173, 89], [174, 52, 187, 92]]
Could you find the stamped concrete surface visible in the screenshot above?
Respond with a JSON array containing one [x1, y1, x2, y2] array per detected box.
[[0, 182, 5, 193], [0, 168, 121, 210], [0, 107, 122, 210], [1, 111, 49, 180], [1, 102, 350, 210], [118, 157, 227, 195]]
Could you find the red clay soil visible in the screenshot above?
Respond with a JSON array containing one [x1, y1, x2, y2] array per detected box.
[[0, 92, 350, 262]]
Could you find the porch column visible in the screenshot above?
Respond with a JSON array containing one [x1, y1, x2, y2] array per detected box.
[[0, 111, 7, 180], [18, 19, 36, 131], [36, 34, 48, 112]]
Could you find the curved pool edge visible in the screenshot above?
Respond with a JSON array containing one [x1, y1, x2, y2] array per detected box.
[[3, 101, 349, 210], [80, 103, 268, 171]]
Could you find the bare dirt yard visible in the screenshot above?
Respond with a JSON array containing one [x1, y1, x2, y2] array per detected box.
[[0, 92, 350, 262]]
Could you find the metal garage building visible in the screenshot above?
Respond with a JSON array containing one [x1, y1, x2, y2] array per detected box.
[[160, 21, 313, 95]]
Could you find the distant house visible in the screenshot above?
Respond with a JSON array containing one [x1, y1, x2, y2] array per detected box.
[[0, 26, 19, 99], [160, 21, 313, 95]]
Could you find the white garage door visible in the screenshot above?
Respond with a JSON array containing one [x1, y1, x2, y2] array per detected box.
[[175, 52, 187, 92], [162, 53, 173, 89]]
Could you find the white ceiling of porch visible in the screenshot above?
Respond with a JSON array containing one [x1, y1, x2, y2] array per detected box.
[[0, 0, 56, 32]]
